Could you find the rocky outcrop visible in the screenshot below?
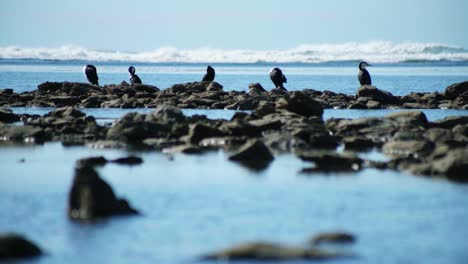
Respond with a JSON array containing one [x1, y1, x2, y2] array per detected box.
[[229, 140, 274, 170], [201, 242, 350, 261], [310, 232, 356, 245], [68, 165, 139, 222], [0, 234, 42, 260]]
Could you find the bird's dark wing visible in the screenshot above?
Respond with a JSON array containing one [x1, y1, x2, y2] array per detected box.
[[85, 68, 99, 85], [358, 70, 371, 85], [131, 74, 142, 85]]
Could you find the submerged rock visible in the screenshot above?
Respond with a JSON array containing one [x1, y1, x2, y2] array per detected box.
[[229, 139, 274, 170], [0, 234, 42, 260], [310, 232, 356, 245], [297, 151, 363, 173], [201, 241, 350, 261], [68, 165, 138, 222], [0, 108, 19, 123]]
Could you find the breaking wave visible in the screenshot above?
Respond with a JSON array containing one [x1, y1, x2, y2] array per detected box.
[[1, 41, 467, 63]]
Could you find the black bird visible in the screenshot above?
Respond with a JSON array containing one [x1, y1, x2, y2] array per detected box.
[[83, 64, 99, 86], [270, 67, 287, 90], [128, 66, 142, 85], [202, 65, 215, 82], [358, 61, 372, 85]]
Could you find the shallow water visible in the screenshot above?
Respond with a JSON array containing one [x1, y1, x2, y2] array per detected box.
[[1, 108, 468, 263]]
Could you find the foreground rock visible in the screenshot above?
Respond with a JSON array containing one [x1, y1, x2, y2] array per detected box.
[[0, 234, 42, 260], [201, 242, 350, 261], [68, 164, 139, 222]]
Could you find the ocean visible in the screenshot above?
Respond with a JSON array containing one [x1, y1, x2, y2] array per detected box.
[[1, 43, 468, 264]]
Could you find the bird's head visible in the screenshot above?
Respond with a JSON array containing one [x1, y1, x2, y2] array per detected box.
[[128, 66, 136, 75], [359, 61, 371, 70]]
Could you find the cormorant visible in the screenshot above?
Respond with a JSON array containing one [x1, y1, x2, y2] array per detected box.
[[270, 67, 287, 90], [83, 64, 99, 86], [128, 66, 142, 85], [202, 65, 215, 82], [358, 62, 372, 85]]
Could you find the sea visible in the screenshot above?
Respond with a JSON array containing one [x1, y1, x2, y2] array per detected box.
[[1, 42, 468, 264]]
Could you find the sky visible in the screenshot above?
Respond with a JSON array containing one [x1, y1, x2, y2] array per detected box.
[[1, 0, 467, 51]]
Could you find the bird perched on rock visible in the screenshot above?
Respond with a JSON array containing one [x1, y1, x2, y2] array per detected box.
[[128, 66, 142, 85], [358, 61, 372, 85], [202, 65, 215, 82], [83, 64, 99, 85], [270, 67, 287, 90]]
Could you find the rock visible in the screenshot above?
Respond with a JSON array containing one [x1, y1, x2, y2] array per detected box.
[[0, 108, 19, 123], [183, 123, 224, 144], [0, 234, 42, 260], [428, 148, 468, 182], [253, 101, 275, 117], [68, 165, 138, 221], [386, 110, 429, 128], [77, 156, 108, 167], [206, 82, 223, 91], [275, 91, 324, 118], [0, 125, 47, 143], [431, 116, 468, 129], [110, 156, 143, 165], [297, 151, 363, 172], [445, 81, 468, 99], [356, 85, 399, 104], [343, 137, 376, 151], [229, 139, 274, 170], [382, 140, 435, 158], [249, 83, 267, 96], [163, 144, 211, 154], [201, 242, 349, 261], [366, 100, 381, 109], [132, 84, 160, 93], [47, 107, 86, 119], [310, 232, 356, 245], [49, 96, 80, 106], [237, 95, 269, 110], [145, 105, 186, 124]]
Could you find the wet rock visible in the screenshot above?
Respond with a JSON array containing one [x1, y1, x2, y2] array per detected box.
[[403, 102, 427, 109], [427, 149, 468, 182], [0, 108, 19, 123], [49, 96, 80, 106], [431, 116, 468, 129], [78, 156, 108, 167], [163, 144, 211, 154], [0, 125, 47, 143], [68, 165, 138, 221], [382, 140, 435, 158], [0, 234, 42, 260], [145, 105, 186, 124], [132, 84, 160, 93], [310, 232, 356, 245], [229, 139, 274, 170], [183, 123, 224, 143], [253, 100, 275, 117], [297, 151, 363, 172], [445, 81, 468, 99], [343, 137, 376, 151], [249, 83, 267, 96], [201, 242, 349, 261], [276, 91, 323, 118], [366, 100, 381, 109], [386, 110, 429, 128], [236, 95, 270, 110], [47, 106, 86, 119], [356, 85, 399, 105], [110, 156, 143, 165]]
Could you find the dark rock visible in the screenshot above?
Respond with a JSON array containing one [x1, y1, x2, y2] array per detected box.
[[382, 140, 435, 158], [249, 83, 267, 96], [110, 156, 143, 165], [201, 242, 349, 261], [163, 144, 211, 154], [431, 116, 468, 129], [145, 105, 186, 124], [133, 84, 160, 93], [386, 110, 429, 128], [77, 156, 108, 167], [403, 102, 427, 109], [0, 234, 42, 260], [229, 139, 274, 170], [276, 91, 324, 118], [0, 125, 47, 143], [343, 137, 376, 151], [206, 82, 223, 91], [310, 232, 356, 245], [50, 96, 80, 106], [0, 108, 19, 123], [237, 96, 269, 110], [445, 81, 468, 99], [297, 151, 363, 172], [47, 107, 86, 119], [68, 165, 138, 221], [356, 85, 399, 104], [427, 149, 468, 182], [37, 81, 63, 94], [183, 123, 224, 143], [253, 101, 275, 117]]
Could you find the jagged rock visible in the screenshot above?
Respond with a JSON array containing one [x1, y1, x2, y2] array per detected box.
[[47, 106, 86, 119], [68, 165, 138, 221], [382, 140, 435, 158], [297, 151, 363, 172], [183, 123, 224, 143], [249, 83, 267, 96], [386, 110, 429, 128], [275, 91, 323, 118], [0, 234, 42, 260], [0, 125, 47, 143], [110, 156, 143, 165], [229, 139, 274, 170], [201, 242, 350, 261], [431, 116, 468, 129], [145, 105, 186, 124], [0, 108, 19, 123], [356, 85, 399, 104], [445, 81, 468, 99]]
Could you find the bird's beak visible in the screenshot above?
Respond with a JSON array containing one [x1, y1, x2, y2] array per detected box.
[[368, 63, 372, 67]]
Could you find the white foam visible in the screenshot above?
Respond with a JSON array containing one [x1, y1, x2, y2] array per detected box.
[[0, 41, 467, 63]]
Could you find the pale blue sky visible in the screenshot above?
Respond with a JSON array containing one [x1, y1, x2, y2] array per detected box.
[[1, 0, 467, 51]]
